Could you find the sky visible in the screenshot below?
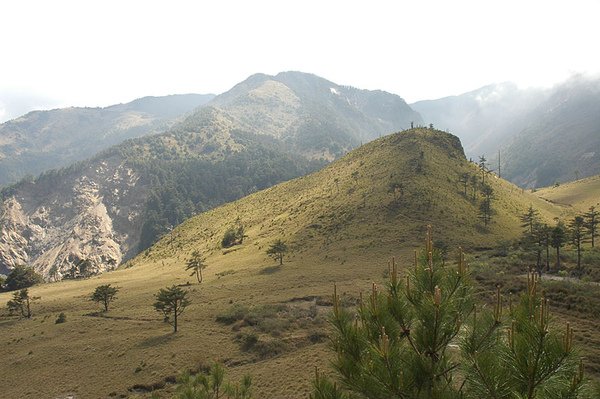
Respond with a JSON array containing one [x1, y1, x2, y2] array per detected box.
[[1, 0, 600, 122]]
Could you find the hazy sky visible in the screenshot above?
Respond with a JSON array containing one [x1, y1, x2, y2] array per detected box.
[[1, 0, 599, 122]]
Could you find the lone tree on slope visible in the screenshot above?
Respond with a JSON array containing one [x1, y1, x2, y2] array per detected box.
[[90, 284, 119, 312], [266, 240, 288, 266], [478, 154, 488, 184], [153, 285, 190, 333], [6, 289, 36, 318], [185, 250, 207, 284]]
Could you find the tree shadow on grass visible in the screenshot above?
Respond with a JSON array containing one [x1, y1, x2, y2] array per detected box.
[[259, 265, 282, 275], [137, 332, 181, 348]]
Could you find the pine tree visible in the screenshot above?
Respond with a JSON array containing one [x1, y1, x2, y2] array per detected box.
[[569, 216, 586, 276], [153, 285, 190, 332], [458, 173, 470, 197], [583, 206, 598, 248], [185, 250, 207, 284], [542, 223, 551, 272], [6, 289, 36, 318], [463, 273, 586, 399], [531, 222, 545, 276], [266, 240, 288, 265], [478, 184, 494, 226], [4, 265, 42, 291], [520, 205, 540, 236], [479, 155, 488, 185], [311, 227, 588, 398], [175, 362, 252, 399], [90, 284, 119, 312], [551, 221, 567, 272]]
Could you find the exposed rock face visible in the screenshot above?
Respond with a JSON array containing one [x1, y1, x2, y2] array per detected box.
[[0, 198, 30, 268], [0, 156, 146, 278]]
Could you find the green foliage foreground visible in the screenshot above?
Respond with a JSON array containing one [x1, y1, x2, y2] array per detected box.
[[173, 362, 252, 399], [312, 228, 588, 399]]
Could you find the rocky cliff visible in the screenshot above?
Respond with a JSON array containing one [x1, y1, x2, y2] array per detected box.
[[0, 155, 146, 278]]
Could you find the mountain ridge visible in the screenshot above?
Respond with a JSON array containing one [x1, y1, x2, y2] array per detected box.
[[209, 71, 423, 159], [412, 75, 600, 187], [0, 93, 215, 186]]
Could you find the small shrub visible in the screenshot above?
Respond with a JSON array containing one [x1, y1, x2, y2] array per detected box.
[[216, 269, 236, 278], [491, 240, 512, 257], [308, 330, 327, 343], [134, 360, 146, 373], [256, 317, 290, 336], [236, 332, 259, 351], [55, 312, 67, 324], [558, 270, 568, 277], [216, 304, 249, 324], [221, 228, 238, 248], [254, 338, 287, 359]]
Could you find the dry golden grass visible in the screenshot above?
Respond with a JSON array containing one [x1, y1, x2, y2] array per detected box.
[[0, 129, 567, 398], [534, 174, 600, 212]]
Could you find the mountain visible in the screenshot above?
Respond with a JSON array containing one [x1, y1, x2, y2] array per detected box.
[[0, 107, 321, 278], [500, 76, 600, 187], [209, 71, 423, 159], [0, 128, 564, 399], [411, 82, 545, 159], [0, 93, 215, 186], [0, 72, 421, 279], [412, 76, 600, 188]]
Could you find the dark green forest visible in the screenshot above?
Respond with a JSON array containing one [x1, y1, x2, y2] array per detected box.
[[135, 144, 324, 250]]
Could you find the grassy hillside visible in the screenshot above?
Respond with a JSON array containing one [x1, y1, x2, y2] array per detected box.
[[534, 174, 600, 212], [0, 129, 565, 398]]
